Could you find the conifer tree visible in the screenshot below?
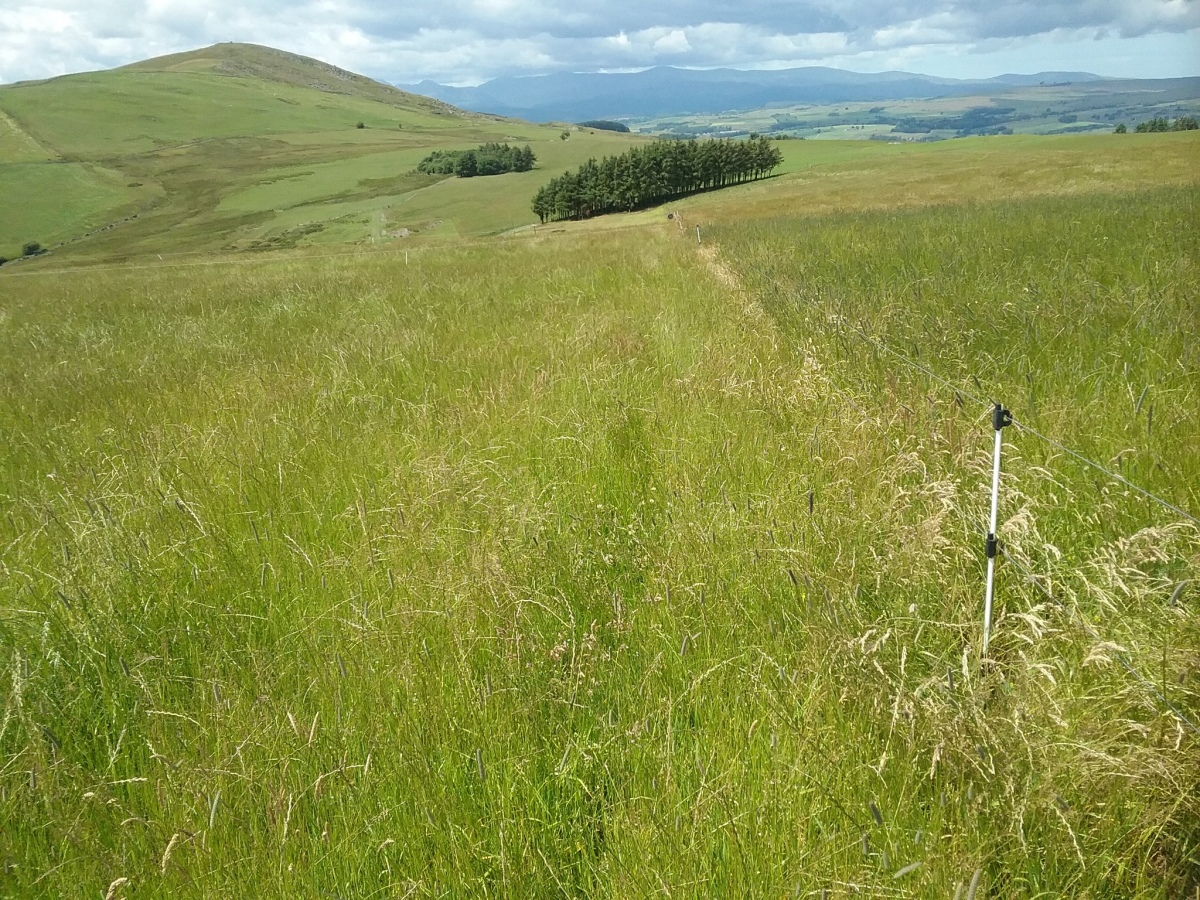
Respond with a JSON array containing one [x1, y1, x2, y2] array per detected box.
[[532, 137, 782, 223]]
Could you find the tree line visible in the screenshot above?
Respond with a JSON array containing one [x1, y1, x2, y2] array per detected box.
[[1135, 116, 1198, 133], [531, 137, 783, 223], [577, 120, 630, 133], [1115, 116, 1198, 133], [417, 143, 536, 178]]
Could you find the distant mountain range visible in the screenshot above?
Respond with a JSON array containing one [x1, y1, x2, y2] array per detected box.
[[400, 67, 1108, 123]]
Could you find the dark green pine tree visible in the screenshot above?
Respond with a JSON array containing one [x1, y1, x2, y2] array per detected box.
[[531, 136, 783, 223]]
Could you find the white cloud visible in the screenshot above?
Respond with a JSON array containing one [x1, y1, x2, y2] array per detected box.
[[0, 0, 1196, 84], [872, 15, 960, 49], [652, 28, 691, 54], [606, 30, 631, 50]]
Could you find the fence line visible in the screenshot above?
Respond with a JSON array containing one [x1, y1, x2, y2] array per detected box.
[[758, 275, 1198, 730], [828, 309, 992, 410], [775, 281, 1197, 526], [1009, 416, 1200, 526]]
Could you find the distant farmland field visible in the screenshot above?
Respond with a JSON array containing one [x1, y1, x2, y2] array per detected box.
[[1, 158, 1197, 897]]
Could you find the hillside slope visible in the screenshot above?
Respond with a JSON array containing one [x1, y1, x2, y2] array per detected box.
[[0, 44, 643, 263], [120, 42, 453, 111]]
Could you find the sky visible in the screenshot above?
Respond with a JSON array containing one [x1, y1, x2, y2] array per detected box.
[[1, 0, 1197, 86]]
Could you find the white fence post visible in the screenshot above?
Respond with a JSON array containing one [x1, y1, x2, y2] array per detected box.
[[982, 403, 1012, 659]]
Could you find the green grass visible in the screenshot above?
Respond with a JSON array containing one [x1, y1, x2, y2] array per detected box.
[[0, 110, 54, 162], [214, 149, 436, 213], [0, 163, 156, 255], [213, 129, 645, 243], [716, 182, 1200, 615], [0, 46, 1197, 896], [1, 176, 1197, 897], [665, 131, 1200, 225], [0, 72, 456, 158]]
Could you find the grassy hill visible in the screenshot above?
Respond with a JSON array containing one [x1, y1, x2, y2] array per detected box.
[[118, 43, 460, 109], [0, 44, 646, 263], [4, 45, 1197, 268]]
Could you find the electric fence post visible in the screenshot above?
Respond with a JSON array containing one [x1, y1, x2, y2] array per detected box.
[[982, 402, 1012, 660]]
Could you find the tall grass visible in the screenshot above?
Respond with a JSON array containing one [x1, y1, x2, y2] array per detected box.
[[0, 190, 1196, 897]]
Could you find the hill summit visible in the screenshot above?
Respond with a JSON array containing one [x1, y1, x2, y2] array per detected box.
[[120, 42, 448, 111]]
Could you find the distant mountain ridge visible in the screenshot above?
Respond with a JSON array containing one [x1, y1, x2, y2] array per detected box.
[[401, 66, 1108, 122]]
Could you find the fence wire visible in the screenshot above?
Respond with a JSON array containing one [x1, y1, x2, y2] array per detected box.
[[777, 282, 1198, 526]]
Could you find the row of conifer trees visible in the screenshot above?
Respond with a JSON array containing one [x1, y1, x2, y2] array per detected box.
[[531, 137, 783, 223]]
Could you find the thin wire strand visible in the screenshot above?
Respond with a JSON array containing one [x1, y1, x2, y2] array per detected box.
[[839, 315, 992, 409], [778, 283, 1198, 527], [764, 277, 992, 409], [1010, 417, 1199, 526]]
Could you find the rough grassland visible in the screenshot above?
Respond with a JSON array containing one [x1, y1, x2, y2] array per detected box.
[[678, 131, 1200, 224], [0, 163, 158, 253], [1, 173, 1198, 898], [531, 132, 1199, 241]]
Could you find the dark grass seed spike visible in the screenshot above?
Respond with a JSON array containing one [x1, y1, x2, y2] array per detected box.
[[966, 868, 983, 900], [1168, 580, 1188, 607]]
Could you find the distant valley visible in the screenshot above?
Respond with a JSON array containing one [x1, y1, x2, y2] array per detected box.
[[402, 67, 1200, 141]]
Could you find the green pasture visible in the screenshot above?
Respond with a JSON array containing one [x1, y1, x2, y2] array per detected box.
[[716, 185, 1200, 545], [0, 72, 457, 159], [1, 42, 1198, 897], [0, 110, 54, 162], [215, 128, 646, 243], [543, 130, 1198, 242], [658, 131, 1200, 225], [215, 149, 437, 213], [0, 163, 157, 259], [632, 78, 1200, 141]]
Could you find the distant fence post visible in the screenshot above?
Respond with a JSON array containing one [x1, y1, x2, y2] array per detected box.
[[982, 403, 1012, 659], [696, 225, 702, 245]]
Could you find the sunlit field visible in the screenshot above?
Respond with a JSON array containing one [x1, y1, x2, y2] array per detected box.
[[2, 159, 1198, 895]]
